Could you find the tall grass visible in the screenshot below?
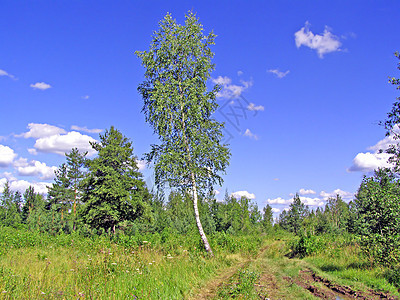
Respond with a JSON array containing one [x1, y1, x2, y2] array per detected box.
[[0, 227, 263, 299]]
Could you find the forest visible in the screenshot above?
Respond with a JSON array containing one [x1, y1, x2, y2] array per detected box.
[[0, 12, 400, 299]]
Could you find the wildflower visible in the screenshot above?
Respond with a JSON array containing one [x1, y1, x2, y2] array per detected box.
[[143, 241, 148, 243], [149, 262, 152, 265], [41, 292, 45, 294], [111, 263, 117, 265]]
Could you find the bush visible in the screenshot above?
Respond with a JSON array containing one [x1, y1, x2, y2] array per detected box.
[[290, 233, 325, 258]]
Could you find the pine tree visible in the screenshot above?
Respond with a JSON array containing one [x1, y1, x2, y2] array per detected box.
[[80, 126, 150, 234]]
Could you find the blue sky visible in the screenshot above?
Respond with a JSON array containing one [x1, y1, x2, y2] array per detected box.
[[1, 1, 399, 217]]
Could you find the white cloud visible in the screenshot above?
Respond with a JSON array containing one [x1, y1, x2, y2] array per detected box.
[[0, 69, 16, 79], [247, 103, 265, 111], [348, 152, 393, 173], [300, 196, 324, 207], [268, 69, 290, 78], [299, 188, 316, 195], [212, 76, 253, 99], [30, 82, 51, 90], [15, 158, 57, 180], [237, 71, 243, 76], [243, 129, 258, 140], [319, 189, 354, 201], [295, 22, 342, 58], [1, 179, 50, 195], [267, 195, 326, 207], [34, 131, 97, 156], [71, 125, 102, 134], [0, 145, 17, 167], [367, 131, 398, 153], [136, 159, 146, 171], [267, 197, 292, 205], [81, 95, 90, 100], [271, 207, 281, 213], [231, 190, 256, 200], [28, 148, 37, 155], [18, 123, 66, 139]]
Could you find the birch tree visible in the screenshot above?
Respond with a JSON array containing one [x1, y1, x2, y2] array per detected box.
[[136, 12, 230, 254]]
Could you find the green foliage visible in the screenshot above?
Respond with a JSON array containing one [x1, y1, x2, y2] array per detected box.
[[278, 193, 309, 235], [0, 182, 22, 228], [136, 11, 231, 253], [261, 204, 273, 232], [136, 11, 230, 192], [80, 126, 151, 234], [290, 233, 326, 258], [218, 268, 260, 299], [353, 168, 400, 267], [385, 267, 400, 290], [382, 51, 400, 171]]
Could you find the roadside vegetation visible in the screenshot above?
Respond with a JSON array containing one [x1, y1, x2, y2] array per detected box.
[[0, 11, 399, 299]]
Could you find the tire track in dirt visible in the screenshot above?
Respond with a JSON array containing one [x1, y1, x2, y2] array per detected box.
[[287, 269, 398, 300], [190, 243, 274, 299]]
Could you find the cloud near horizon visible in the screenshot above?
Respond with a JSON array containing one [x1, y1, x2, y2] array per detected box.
[[231, 190, 256, 200], [348, 133, 396, 173], [0, 145, 17, 167], [34, 131, 97, 156]]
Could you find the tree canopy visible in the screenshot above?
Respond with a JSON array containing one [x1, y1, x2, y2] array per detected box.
[[136, 12, 230, 254]]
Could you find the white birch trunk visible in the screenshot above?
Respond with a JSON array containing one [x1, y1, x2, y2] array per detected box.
[[191, 172, 213, 255]]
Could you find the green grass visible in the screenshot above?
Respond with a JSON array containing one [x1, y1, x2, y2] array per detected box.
[[303, 235, 400, 297], [0, 227, 262, 299]]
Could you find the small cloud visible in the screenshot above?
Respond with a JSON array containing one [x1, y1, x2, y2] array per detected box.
[[28, 148, 37, 155], [271, 207, 280, 213], [212, 76, 253, 99], [17, 123, 66, 139], [273, 178, 279, 181], [71, 125, 102, 134], [247, 103, 265, 111], [267, 197, 291, 205], [348, 152, 392, 173], [136, 159, 146, 171], [0, 69, 16, 80], [348, 131, 397, 173], [34, 131, 97, 156], [243, 129, 258, 140], [0, 178, 50, 195], [294, 21, 342, 58], [300, 196, 324, 207], [268, 69, 290, 78], [0, 145, 17, 167], [231, 190, 256, 200], [237, 71, 243, 76], [30, 82, 51, 90], [319, 189, 353, 202], [81, 95, 90, 100], [15, 158, 57, 180], [299, 188, 316, 195]]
